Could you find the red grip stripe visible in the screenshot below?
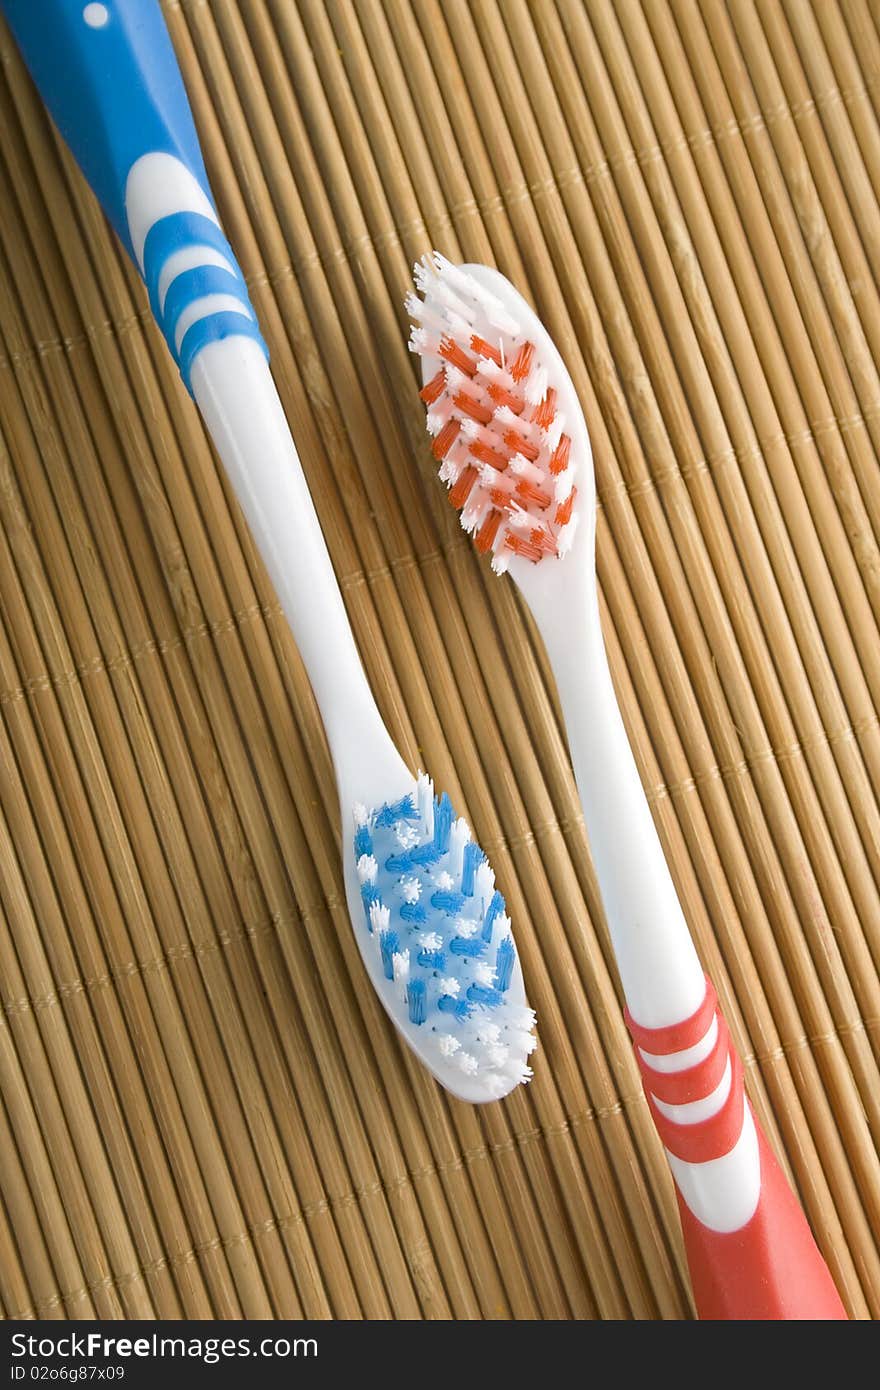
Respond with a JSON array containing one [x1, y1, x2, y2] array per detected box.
[[643, 1045, 745, 1164], [635, 1013, 730, 1107], [624, 974, 717, 1055]]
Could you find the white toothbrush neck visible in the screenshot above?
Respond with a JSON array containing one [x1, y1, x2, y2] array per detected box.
[[190, 337, 407, 799], [521, 553, 705, 1030]]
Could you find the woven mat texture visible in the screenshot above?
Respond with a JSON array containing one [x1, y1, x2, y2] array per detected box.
[[1, 0, 880, 1321]]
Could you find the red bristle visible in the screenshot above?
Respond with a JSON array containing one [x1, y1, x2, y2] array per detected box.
[[471, 335, 503, 367], [509, 341, 535, 382], [503, 429, 539, 462], [475, 508, 503, 553], [454, 390, 494, 425], [432, 418, 461, 460], [550, 434, 571, 474], [555, 487, 577, 526], [487, 381, 525, 413], [419, 369, 446, 405], [505, 532, 544, 562], [470, 440, 509, 472], [439, 335, 478, 375], [488, 486, 515, 511], [449, 464, 479, 509], [514, 479, 553, 510], [530, 387, 557, 430]]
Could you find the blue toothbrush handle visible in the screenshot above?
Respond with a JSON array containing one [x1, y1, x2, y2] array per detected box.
[[2, 0, 266, 392]]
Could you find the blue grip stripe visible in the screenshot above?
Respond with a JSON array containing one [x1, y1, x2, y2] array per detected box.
[[142, 210, 268, 394], [161, 264, 251, 355], [177, 311, 268, 394], [142, 211, 234, 320]]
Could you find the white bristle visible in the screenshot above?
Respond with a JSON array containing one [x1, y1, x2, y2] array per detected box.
[[475, 355, 503, 381], [428, 253, 483, 302], [435, 870, 454, 892], [473, 1021, 501, 1045], [439, 976, 460, 998], [506, 1027, 538, 1057], [431, 279, 478, 326], [369, 901, 390, 935], [486, 1044, 509, 1069], [457, 1052, 479, 1076], [419, 931, 443, 952], [436, 1034, 461, 1058], [354, 803, 369, 827], [493, 403, 525, 432], [458, 415, 481, 441], [448, 817, 471, 878], [507, 507, 533, 532], [491, 547, 512, 575], [356, 854, 378, 885], [474, 962, 497, 987], [429, 252, 523, 337], [543, 411, 565, 451], [524, 364, 548, 405], [475, 861, 496, 903], [438, 451, 467, 486], [461, 497, 491, 535], [507, 1062, 534, 1084], [483, 1073, 508, 1097], [455, 918, 480, 940], [399, 876, 421, 904], [417, 773, 434, 837], [508, 453, 543, 483], [554, 469, 574, 503], [394, 822, 419, 850], [481, 464, 515, 494], [408, 325, 439, 358], [425, 397, 454, 437], [392, 950, 410, 988]]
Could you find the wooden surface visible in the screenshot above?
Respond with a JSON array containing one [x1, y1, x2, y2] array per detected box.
[[1, 0, 879, 1320]]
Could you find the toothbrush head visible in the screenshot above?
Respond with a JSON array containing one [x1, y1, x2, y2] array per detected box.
[[351, 772, 536, 1102], [407, 252, 594, 576]]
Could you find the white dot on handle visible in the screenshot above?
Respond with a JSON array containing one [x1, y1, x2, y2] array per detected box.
[[83, 3, 109, 27]]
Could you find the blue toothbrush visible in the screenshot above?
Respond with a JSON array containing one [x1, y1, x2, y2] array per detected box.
[[1, 0, 536, 1100]]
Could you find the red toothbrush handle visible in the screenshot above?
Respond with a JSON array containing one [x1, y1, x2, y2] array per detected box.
[[627, 980, 848, 1320]]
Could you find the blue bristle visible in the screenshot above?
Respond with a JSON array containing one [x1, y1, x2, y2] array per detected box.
[[431, 889, 466, 914], [495, 936, 516, 991], [406, 979, 427, 1025], [461, 842, 485, 896], [449, 935, 487, 957], [379, 929, 399, 981], [438, 994, 471, 1021], [409, 841, 441, 866], [417, 948, 445, 970], [400, 900, 427, 924], [481, 889, 505, 942], [467, 983, 503, 1008], [385, 850, 414, 874], [433, 793, 453, 852], [360, 883, 379, 923], [375, 794, 418, 827], [352, 785, 534, 1079]]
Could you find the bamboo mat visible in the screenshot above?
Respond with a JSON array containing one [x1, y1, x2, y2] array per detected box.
[[0, 0, 879, 1322]]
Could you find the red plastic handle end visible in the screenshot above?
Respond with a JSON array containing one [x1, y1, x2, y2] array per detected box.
[[678, 1114, 847, 1319]]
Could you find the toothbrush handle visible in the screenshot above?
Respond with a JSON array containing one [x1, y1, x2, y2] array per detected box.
[[2, 0, 403, 779], [627, 985, 847, 1320], [2, 0, 266, 393], [539, 590, 846, 1317]]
